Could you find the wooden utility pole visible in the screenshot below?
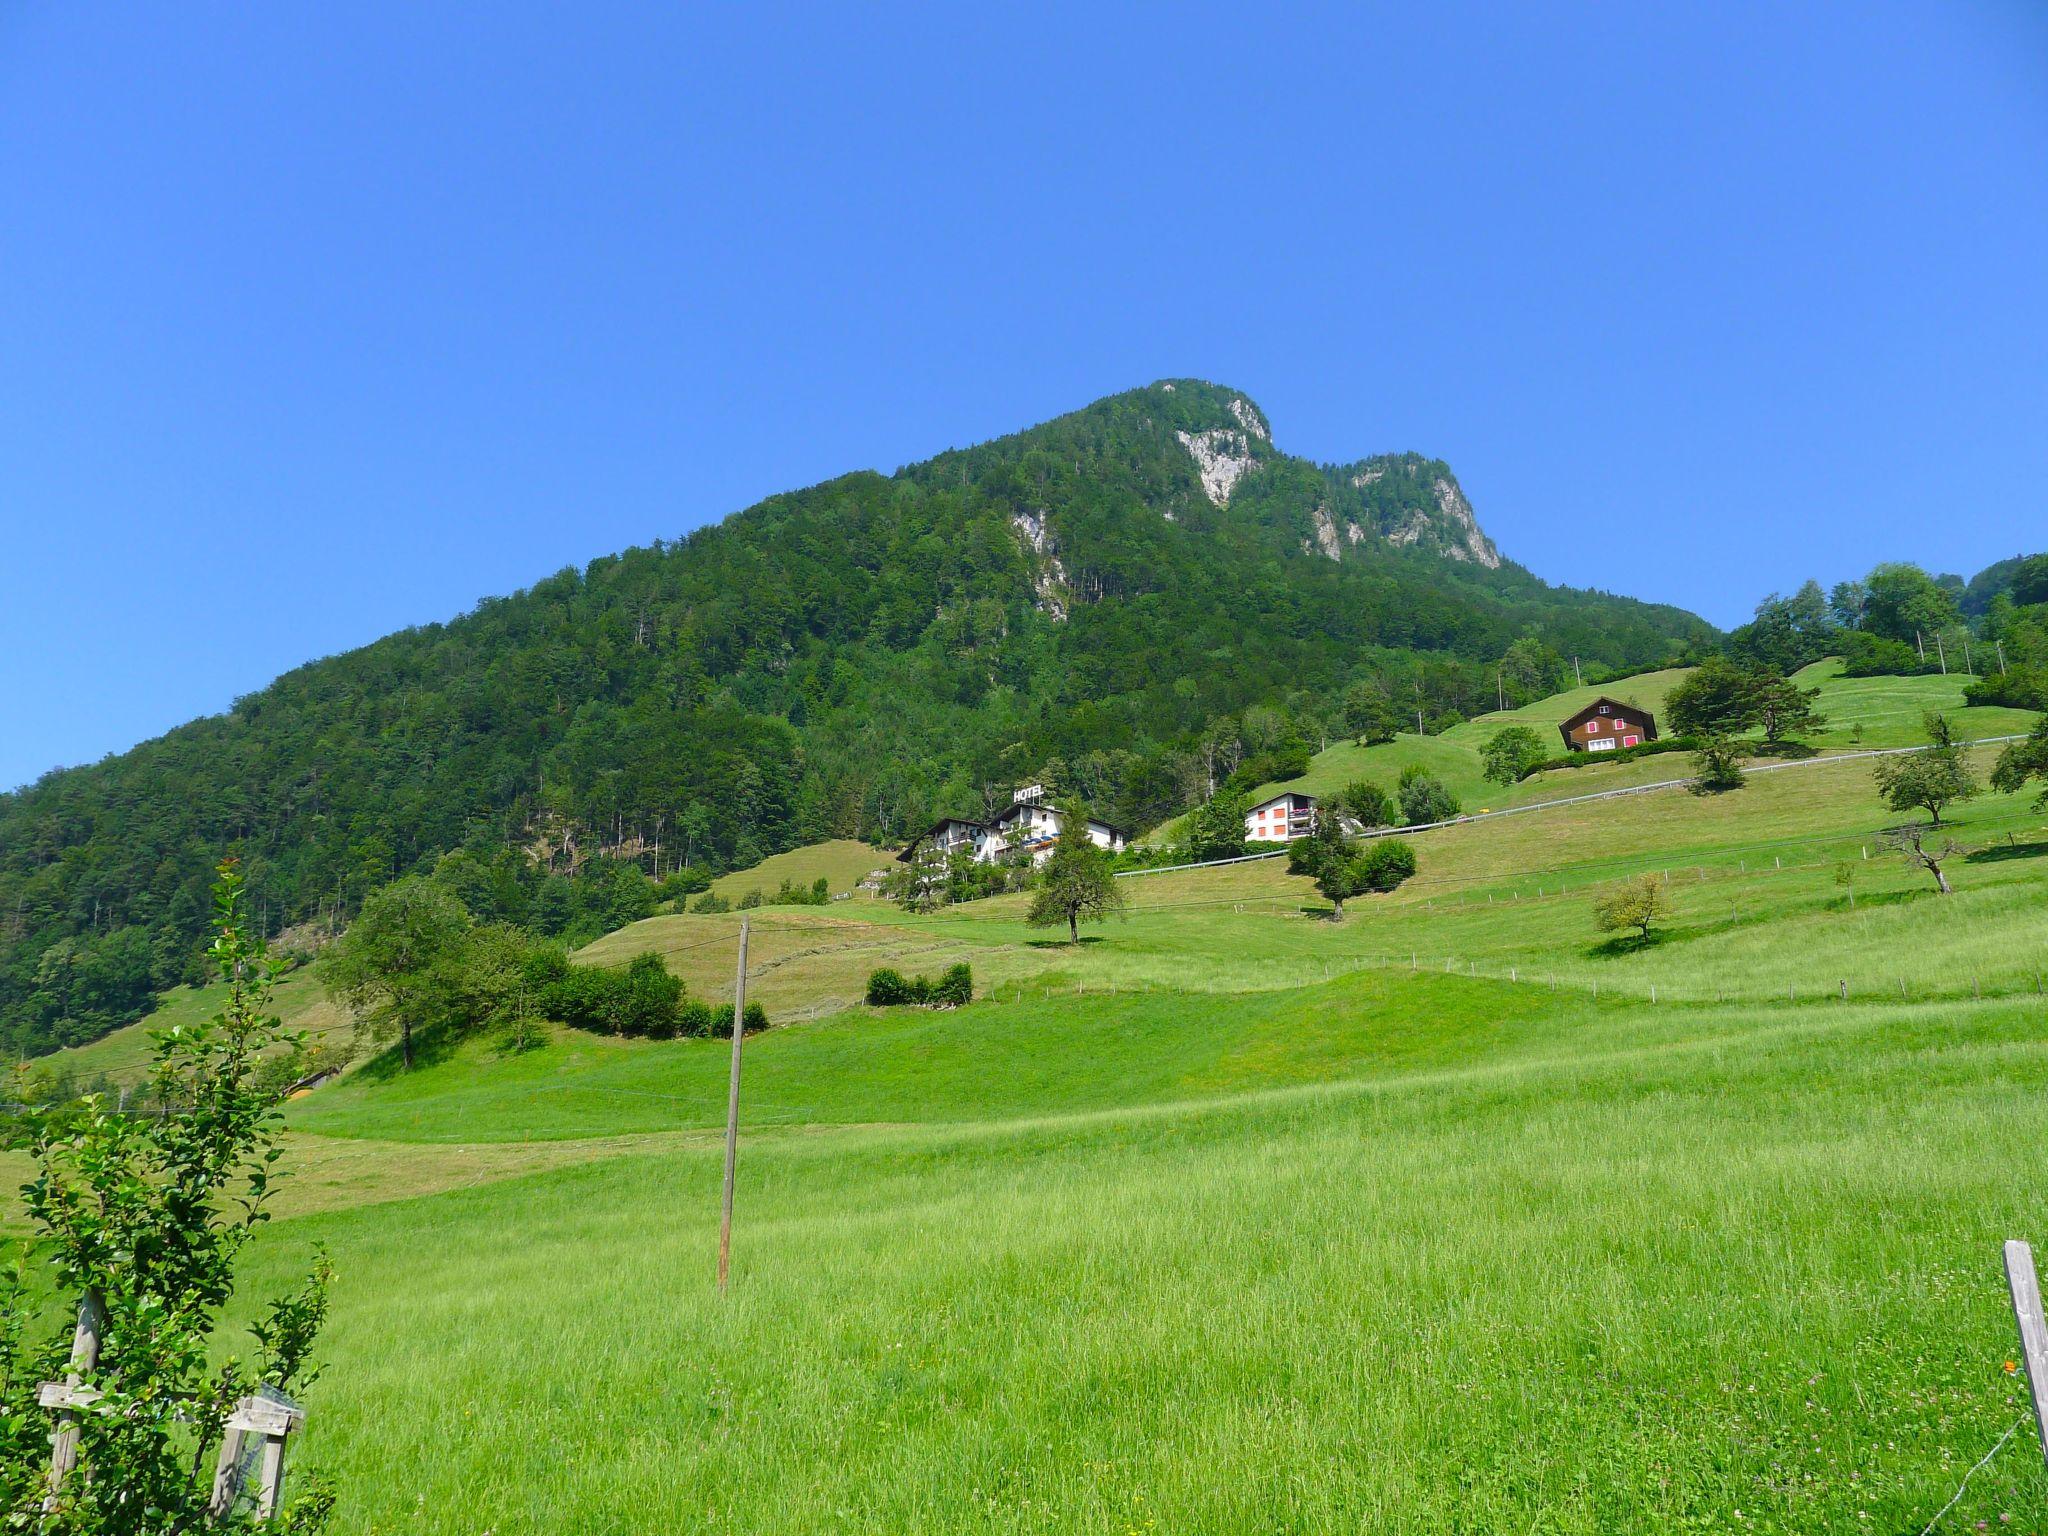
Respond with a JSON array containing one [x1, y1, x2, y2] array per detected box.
[[2004, 1240, 2048, 1474], [1935, 630, 1947, 675], [717, 917, 750, 1291], [1572, 655, 1583, 687]]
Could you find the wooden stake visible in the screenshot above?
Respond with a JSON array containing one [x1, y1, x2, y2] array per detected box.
[[718, 917, 750, 1291], [44, 1290, 104, 1507], [2006, 1240, 2048, 1474]]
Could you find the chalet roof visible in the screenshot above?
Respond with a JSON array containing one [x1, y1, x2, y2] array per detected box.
[[1246, 790, 1316, 813], [1557, 696, 1658, 746]]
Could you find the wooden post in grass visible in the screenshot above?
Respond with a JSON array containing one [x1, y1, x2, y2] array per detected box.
[[717, 916, 750, 1291], [2004, 1241, 2048, 1474], [208, 1386, 305, 1520], [41, 1290, 104, 1507]]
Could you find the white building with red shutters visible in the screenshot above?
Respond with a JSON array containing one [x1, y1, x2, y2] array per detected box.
[[1244, 790, 1318, 843]]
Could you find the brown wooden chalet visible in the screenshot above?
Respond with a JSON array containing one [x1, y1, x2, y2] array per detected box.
[[1558, 696, 1657, 753]]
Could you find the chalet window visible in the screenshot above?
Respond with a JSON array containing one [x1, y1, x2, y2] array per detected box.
[[1598, 704, 1611, 714]]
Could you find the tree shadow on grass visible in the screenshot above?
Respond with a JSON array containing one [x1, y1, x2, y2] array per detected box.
[[1966, 838, 2048, 865], [1586, 929, 1679, 959], [347, 1018, 472, 1083], [1023, 936, 1104, 949]]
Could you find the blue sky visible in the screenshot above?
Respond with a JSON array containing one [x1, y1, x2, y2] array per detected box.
[[2, 2, 2045, 791]]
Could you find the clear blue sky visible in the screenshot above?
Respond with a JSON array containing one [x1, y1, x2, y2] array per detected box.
[[3, 2, 2045, 791]]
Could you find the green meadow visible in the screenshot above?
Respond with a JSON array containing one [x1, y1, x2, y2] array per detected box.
[[11, 669, 2048, 1532]]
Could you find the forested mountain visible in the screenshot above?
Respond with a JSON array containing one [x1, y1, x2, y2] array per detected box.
[[1, 380, 1714, 1055]]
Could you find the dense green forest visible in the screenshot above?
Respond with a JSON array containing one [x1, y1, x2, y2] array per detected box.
[[0, 380, 1717, 1057]]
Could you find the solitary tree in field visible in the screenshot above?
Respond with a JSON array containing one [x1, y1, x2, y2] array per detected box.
[[1594, 873, 1668, 942], [1312, 837, 1417, 922], [1027, 810, 1125, 942], [1873, 712, 1979, 826], [1752, 674, 1827, 744], [1480, 725, 1548, 786], [319, 876, 472, 1069], [1689, 736, 1747, 795], [1883, 823, 1960, 895], [1992, 719, 2048, 806], [1666, 657, 1765, 737]]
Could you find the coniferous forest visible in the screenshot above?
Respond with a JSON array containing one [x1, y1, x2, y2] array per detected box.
[[0, 380, 1716, 1056]]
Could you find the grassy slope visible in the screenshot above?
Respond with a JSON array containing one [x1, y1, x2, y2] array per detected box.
[[250, 986, 2048, 1534], [17, 671, 2048, 1533], [26, 966, 348, 1084], [705, 837, 892, 902], [1204, 661, 2036, 832]]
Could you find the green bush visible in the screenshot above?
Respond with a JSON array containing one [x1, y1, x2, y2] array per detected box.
[[690, 891, 732, 914], [866, 963, 973, 1008], [930, 963, 974, 1006], [1396, 765, 1460, 826], [1358, 839, 1417, 891], [1965, 666, 2048, 711], [1839, 631, 1938, 677]]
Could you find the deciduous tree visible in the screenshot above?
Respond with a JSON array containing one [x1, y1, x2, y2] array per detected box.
[[1594, 873, 1668, 941], [1873, 712, 1980, 826], [1480, 726, 1548, 786], [1026, 811, 1126, 942]]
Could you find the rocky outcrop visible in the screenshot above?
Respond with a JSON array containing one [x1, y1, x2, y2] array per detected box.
[[1431, 477, 1501, 568], [1010, 510, 1069, 619]]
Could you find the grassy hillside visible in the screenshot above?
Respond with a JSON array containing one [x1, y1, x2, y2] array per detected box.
[[11, 679, 2048, 1533], [23, 966, 349, 1086], [1203, 661, 2039, 831], [705, 838, 891, 902], [244, 984, 2048, 1533]]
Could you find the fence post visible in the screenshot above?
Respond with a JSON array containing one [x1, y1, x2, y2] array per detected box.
[[43, 1290, 105, 1507], [717, 916, 750, 1291], [2005, 1241, 2048, 1475]]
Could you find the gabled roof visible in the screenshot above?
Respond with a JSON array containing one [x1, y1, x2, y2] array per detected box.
[[1246, 790, 1315, 814], [1557, 696, 1658, 745]]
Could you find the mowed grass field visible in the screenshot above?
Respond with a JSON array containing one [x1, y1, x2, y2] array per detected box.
[[705, 837, 891, 902]]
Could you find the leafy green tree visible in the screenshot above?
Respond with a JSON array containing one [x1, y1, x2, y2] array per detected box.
[[1689, 737, 1747, 795], [318, 876, 472, 1070], [1863, 563, 1960, 645], [1343, 678, 1403, 745], [1499, 637, 1565, 703], [1184, 790, 1251, 862], [0, 862, 336, 1529], [1992, 718, 2048, 806], [1396, 765, 1459, 826], [1288, 805, 1350, 880], [2013, 555, 2048, 607], [1027, 812, 1126, 942], [1829, 579, 1868, 630], [1873, 712, 1980, 826], [1480, 726, 1548, 786], [1312, 836, 1415, 921], [1751, 674, 1826, 743], [1339, 779, 1395, 829], [1665, 658, 1763, 737], [1595, 873, 1668, 941]]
